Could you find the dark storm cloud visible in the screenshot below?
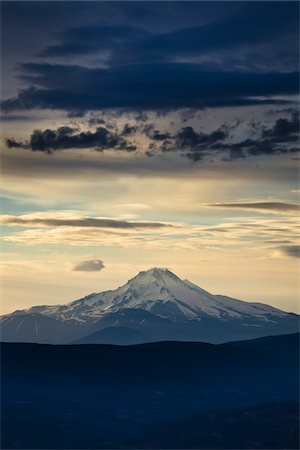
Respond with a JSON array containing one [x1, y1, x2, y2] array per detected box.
[[121, 124, 138, 136], [262, 113, 300, 142], [208, 202, 300, 213], [40, 25, 150, 58], [72, 259, 105, 272], [2, 64, 298, 113], [145, 125, 229, 161], [5, 112, 299, 161], [0, 216, 172, 229], [6, 126, 136, 153], [2, 2, 299, 116], [175, 126, 229, 161], [141, 124, 171, 141], [213, 113, 300, 160], [146, 112, 299, 161], [116, 5, 298, 71], [39, 3, 298, 72], [276, 245, 300, 258]]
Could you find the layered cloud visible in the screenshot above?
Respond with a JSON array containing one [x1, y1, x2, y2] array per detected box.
[[38, 3, 297, 69], [2, 65, 298, 113], [39, 25, 150, 59], [2, 1, 298, 122], [208, 201, 300, 214], [1, 212, 298, 257], [2, 1, 299, 115], [0, 214, 171, 229]]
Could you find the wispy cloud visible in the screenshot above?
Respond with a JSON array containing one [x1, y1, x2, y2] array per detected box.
[[208, 201, 300, 214], [0, 214, 172, 229], [1, 213, 298, 255]]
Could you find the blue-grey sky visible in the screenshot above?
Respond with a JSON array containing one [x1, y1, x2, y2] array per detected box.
[[1, 1, 299, 314]]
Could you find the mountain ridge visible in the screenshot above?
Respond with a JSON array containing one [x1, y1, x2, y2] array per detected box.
[[2, 333, 299, 449], [1, 267, 299, 344]]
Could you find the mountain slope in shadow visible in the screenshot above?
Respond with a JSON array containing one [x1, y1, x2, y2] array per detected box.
[[74, 326, 148, 345]]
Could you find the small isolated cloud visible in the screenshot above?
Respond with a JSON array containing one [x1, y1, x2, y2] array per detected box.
[[274, 245, 300, 259], [72, 259, 105, 272], [208, 201, 300, 214]]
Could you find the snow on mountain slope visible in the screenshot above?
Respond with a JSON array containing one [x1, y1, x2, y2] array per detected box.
[[8, 267, 290, 325], [1, 268, 298, 344]]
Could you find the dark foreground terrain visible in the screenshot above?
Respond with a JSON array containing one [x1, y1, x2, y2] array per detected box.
[[1, 333, 299, 449]]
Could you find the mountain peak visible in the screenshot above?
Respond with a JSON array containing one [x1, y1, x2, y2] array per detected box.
[[134, 267, 180, 280], [1, 267, 297, 345], [127, 267, 182, 287]]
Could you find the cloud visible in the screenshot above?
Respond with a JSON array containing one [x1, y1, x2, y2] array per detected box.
[[5, 112, 299, 162], [115, 3, 298, 71], [2, 64, 298, 113], [0, 214, 172, 229], [6, 125, 136, 153], [201, 113, 300, 160], [144, 124, 231, 161], [1, 2, 298, 120], [175, 126, 229, 161], [208, 201, 300, 214], [262, 112, 299, 142], [38, 4, 298, 73], [72, 259, 105, 272], [1, 211, 298, 253], [275, 245, 300, 259], [141, 123, 171, 141], [39, 25, 150, 58]]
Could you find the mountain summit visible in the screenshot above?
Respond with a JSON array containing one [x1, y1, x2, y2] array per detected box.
[[1, 268, 298, 344]]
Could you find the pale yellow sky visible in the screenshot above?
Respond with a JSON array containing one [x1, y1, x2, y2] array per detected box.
[[1, 146, 299, 315]]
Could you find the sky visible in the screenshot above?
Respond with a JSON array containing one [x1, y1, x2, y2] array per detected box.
[[0, 1, 299, 315]]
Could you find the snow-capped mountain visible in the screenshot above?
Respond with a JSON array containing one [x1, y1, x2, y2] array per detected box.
[[1, 268, 299, 344]]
